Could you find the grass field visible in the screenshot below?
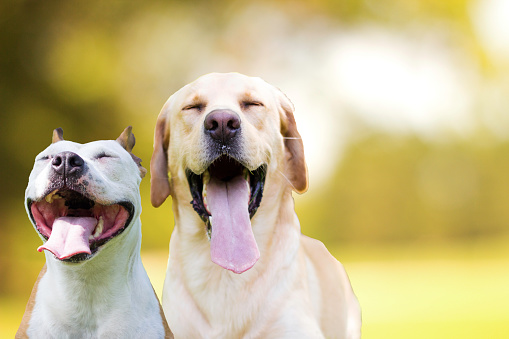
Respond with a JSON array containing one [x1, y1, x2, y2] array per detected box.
[[2, 238, 508, 338]]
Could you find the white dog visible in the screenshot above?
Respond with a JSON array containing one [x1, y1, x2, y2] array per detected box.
[[151, 73, 361, 338], [18, 127, 172, 338]]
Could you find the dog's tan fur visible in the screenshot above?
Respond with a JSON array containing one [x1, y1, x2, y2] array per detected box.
[[151, 72, 361, 338], [16, 265, 47, 338]]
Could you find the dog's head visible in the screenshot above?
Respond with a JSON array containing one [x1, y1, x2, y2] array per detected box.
[[25, 127, 147, 263], [150, 72, 307, 274]]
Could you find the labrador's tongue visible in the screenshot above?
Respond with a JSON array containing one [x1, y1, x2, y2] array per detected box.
[[37, 217, 97, 260], [208, 175, 260, 274]]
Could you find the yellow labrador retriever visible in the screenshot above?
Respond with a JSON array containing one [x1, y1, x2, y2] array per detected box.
[[151, 72, 361, 338]]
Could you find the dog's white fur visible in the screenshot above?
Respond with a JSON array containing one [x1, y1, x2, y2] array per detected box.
[[151, 73, 361, 338], [18, 129, 172, 338]]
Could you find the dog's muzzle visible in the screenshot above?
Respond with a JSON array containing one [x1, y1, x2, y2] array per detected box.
[[184, 112, 267, 274]]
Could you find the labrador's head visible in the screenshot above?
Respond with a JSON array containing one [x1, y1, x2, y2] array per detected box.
[[150, 72, 307, 273]]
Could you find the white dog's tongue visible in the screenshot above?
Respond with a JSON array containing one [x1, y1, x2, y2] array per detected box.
[[38, 217, 97, 260], [208, 175, 260, 274]]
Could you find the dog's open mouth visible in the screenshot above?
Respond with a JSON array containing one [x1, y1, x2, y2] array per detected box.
[[187, 157, 266, 225], [186, 156, 267, 274], [27, 189, 134, 263]]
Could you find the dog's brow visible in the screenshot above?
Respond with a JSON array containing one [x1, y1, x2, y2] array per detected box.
[[242, 91, 256, 100], [189, 94, 204, 104], [240, 91, 263, 104], [182, 94, 206, 110]]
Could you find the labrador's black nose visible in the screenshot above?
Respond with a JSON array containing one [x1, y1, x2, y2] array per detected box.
[[52, 152, 85, 177], [204, 109, 241, 143]]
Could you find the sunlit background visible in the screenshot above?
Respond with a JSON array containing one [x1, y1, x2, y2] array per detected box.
[[2, 0, 509, 337]]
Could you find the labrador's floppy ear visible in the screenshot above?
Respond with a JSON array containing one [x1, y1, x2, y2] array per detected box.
[[116, 126, 147, 179], [279, 92, 308, 194], [150, 110, 171, 207]]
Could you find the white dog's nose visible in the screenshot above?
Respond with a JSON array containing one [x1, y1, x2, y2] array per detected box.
[[204, 109, 241, 143], [52, 151, 85, 177]]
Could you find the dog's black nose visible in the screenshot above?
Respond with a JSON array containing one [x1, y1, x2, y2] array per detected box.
[[204, 109, 241, 143], [52, 152, 85, 176]]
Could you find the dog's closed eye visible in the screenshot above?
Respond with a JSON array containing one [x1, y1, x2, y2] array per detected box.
[[241, 101, 264, 109], [182, 103, 205, 112], [95, 152, 116, 160], [37, 155, 51, 161]]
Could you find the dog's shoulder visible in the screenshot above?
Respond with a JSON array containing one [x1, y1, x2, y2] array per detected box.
[[300, 235, 361, 337], [300, 235, 350, 295], [300, 234, 354, 293], [16, 264, 47, 338], [300, 235, 342, 270]]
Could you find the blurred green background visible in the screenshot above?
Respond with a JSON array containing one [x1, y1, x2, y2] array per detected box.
[[2, 0, 509, 337]]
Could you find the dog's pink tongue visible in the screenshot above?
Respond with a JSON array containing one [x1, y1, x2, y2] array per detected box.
[[37, 217, 97, 260], [208, 175, 260, 274]]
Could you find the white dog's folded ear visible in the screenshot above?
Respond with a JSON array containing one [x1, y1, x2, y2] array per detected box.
[[52, 128, 64, 143], [116, 126, 136, 152], [116, 126, 147, 179], [279, 92, 308, 194], [150, 113, 171, 207]]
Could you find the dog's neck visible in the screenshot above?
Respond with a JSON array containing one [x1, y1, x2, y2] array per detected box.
[[37, 219, 147, 326], [45, 235, 140, 289]]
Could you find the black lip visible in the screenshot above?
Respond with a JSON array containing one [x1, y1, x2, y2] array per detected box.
[[26, 190, 135, 263], [187, 171, 209, 222], [186, 158, 267, 227]]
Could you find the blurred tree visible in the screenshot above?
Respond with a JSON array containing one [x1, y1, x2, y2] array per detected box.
[[300, 132, 509, 244], [1, 0, 507, 304], [0, 0, 143, 295]]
